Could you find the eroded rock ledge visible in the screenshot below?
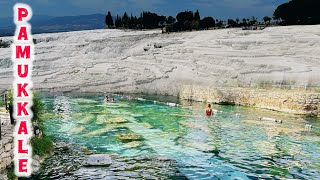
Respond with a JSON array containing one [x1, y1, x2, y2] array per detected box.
[[180, 85, 320, 117]]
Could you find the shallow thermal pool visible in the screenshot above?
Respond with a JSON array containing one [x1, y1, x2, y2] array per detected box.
[[41, 93, 320, 179]]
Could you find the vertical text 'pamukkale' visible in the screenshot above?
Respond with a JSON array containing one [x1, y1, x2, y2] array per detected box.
[[12, 3, 34, 177]]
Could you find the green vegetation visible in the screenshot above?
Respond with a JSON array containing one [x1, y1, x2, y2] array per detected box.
[[105, 0, 320, 33], [6, 90, 13, 105], [6, 91, 45, 123], [0, 97, 4, 107], [263, 16, 272, 24], [31, 136, 53, 157], [6, 167, 17, 180], [105, 10, 262, 33], [31, 92, 45, 128], [5, 90, 53, 157], [274, 0, 320, 25], [4, 91, 52, 179], [105, 11, 114, 28], [30, 92, 53, 157]]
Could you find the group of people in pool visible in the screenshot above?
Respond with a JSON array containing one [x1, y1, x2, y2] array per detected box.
[[104, 95, 215, 117], [104, 95, 116, 103]]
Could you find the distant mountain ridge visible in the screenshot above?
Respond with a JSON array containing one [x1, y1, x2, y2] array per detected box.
[[0, 14, 106, 36]]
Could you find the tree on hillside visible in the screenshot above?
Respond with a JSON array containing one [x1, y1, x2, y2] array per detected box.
[[184, 21, 192, 31], [191, 20, 200, 30], [227, 19, 237, 27], [122, 12, 129, 28], [113, 11, 168, 29], [137, 13, 143, 29], [242, 18, 247, 26], [216, 20, 223, 27], [248, 16, 257, 26], [158, 15, 167, 27], [273, 0, 320, 25], [115, 15, 121, 27], [142, 11, 162, 29], [194, 10, 200, 21], [166, 16, 176, 24], [200, 17, 215, 29], [263, 16, 272, 24], [176, 11, 194, 23], [105, 11, 114, 28]]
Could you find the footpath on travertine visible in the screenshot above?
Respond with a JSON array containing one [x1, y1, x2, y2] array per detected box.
[[0, 110, 14, 175]]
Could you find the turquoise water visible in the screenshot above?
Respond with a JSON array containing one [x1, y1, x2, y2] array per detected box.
[[42, 94, 320, 179]]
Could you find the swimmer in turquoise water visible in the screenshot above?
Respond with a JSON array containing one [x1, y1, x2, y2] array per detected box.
[[204, 104, 214, 117]]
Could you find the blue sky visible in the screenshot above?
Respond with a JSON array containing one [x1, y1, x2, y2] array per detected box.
[[0, 0, 287, 19]]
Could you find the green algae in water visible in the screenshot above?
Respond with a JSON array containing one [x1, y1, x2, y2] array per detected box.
[[42, 94, 320, 179], [108, 117, 129, 123]]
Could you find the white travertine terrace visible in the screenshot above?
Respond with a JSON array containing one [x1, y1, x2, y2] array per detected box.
[[0, 25, 320, 94]]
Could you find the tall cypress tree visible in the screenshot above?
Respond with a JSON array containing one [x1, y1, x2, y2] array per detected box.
[[194, 10, 200, 21], [122, 12, 129, 28], [105, 11, 114, 28], [115, 15, 121, 27]]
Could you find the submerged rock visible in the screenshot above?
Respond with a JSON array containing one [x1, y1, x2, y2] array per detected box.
[[124, 141, 141, 148], [108, 117, 128, 123], [32, 159, 41, 173], [109, 109, 122, 115], [29, 141, 187, 179], [84, 154, 112, 166], [178, 139, 215, 152], [96, 115, 108, 124], [70, 127, 86, 133], [83, 124, 125, 136], [77, 114, 95, 124], [115, 133, 142, 142], [142, 122, 153, 129], [42, 113, 60, 119], [74, 98, 97, 103], [253, 140, 278, 155], [180, 121, 211, 133], [130, 113, 144, 118], [123, 116, 136, 121], [104, 103, 130, 108]]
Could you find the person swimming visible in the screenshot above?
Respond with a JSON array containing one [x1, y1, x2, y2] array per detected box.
[[205, 104, 214, 117], [104, 95, 110, 102]]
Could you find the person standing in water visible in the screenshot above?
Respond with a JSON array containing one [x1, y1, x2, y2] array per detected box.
[[205, 104, 214, 117]]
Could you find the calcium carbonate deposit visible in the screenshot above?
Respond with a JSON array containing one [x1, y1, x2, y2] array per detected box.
[[0, 25, 320, 94]]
